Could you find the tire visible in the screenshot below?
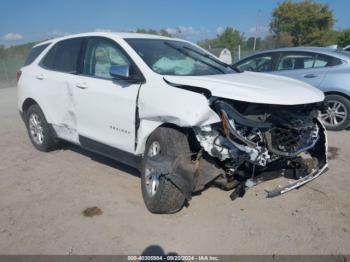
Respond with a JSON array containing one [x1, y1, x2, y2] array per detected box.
[[321, 94, 350, 131], [141, 127, 191, 214], [25, 104, 57, 152]]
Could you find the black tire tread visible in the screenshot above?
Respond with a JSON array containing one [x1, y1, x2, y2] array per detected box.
[[141, 127, 191, 214], [25, 104, 57, 152], [143, 177, 185, 214]]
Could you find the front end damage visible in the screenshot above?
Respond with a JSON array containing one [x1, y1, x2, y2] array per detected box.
[[192, 99, 328, 200]]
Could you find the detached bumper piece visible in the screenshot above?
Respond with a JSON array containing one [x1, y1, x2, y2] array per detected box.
[[265, 164, 328, 198], [229, 164, 328, 201]]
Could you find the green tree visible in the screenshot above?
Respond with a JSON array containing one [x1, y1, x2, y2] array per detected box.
[[135, 28, 172, 37], [274, 32, 293, 48], [216, 27, 245, 52], [159, 29, 172, 37], [270, 0, 334, 46], [261, 35, 275, 50], [337, 29, 350, 47], [0, 45, 4, 59], [198, 27, 245, 52], [258, 33, 292, 50], [197, 39, 213, 50], [319, 30, 339, 46], [135, 28, 158, 35], [246, 37, 262, 50]]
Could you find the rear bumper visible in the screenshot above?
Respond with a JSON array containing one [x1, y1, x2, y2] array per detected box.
[[265, 164, 328, 198]]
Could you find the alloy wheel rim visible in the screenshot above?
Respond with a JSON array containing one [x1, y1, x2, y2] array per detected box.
[[320, 100, 347, 127], [29, 113, 44, 145], [145, 141, 161, 197]]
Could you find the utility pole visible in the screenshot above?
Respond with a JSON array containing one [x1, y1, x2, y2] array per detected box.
[[238, 45, 241, 61], [253, 10, 261, 52]]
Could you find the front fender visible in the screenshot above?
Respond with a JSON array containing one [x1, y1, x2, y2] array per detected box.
[[135, 82, 220, 155]]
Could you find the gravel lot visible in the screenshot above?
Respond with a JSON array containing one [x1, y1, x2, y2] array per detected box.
[[0, 87, 349, 255]]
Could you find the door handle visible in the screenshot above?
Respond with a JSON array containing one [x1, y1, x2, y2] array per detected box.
[[35, 74, 44, 80], [75, 83, 88, 89], [304, 74, 317, 78]]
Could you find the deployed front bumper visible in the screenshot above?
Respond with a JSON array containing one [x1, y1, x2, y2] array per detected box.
[[265, 119, 328, 198], [265, 164, 328, 198]]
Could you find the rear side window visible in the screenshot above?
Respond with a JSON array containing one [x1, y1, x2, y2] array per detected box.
[[277, 52, 315, 70], [277, 52, 342, 71], [41, 38, 83, 73], [24, 44, 50, 66]]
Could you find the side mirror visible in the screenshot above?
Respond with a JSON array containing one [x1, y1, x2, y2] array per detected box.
[[110, 65, 131, 80]]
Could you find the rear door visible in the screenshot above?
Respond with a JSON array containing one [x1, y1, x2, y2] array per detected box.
[[271, 51, 332, 87], [74, 37, 142, 154], [37, 38, 84, 142]]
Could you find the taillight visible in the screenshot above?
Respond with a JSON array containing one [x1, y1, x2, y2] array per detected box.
[[16, 70, 22, 83]]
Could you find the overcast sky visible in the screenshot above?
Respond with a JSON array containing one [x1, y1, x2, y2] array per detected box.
[[1, 0, 349, 46]]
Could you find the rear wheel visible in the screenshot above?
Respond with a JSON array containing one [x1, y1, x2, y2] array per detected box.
[[25, 104, 57, 151], [320, 94, 350, 131], [141, 127, 191, 214]]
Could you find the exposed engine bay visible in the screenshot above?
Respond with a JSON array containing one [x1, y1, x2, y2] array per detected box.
[[193, 99, 328, 199]]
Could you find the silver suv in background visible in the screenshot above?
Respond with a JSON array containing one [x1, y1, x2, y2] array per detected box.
[[233, 47, 350, 130]]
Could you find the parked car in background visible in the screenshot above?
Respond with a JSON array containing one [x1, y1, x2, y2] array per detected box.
[[233, 47, 350, 130], [18, 33, 328, 214]]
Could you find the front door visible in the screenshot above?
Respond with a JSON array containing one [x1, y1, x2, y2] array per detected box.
[[74, 37, 141, 153]]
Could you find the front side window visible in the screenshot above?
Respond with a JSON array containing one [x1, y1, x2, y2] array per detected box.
[[83, 38, 131, 79], [41, 38, 83, 73], [236, 54, 274, 72], [125, 39, 234, 76]]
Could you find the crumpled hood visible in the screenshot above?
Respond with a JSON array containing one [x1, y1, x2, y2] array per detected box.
[[164, 71, 324, 105]]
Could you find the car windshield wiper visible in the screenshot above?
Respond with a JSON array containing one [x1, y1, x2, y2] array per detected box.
[[182, 45, 241, 73], [164, 42, 226, 74]]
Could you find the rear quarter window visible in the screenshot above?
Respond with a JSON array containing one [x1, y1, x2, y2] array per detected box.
[[24, 44, 50, 66], [316, 54, 343, 67]]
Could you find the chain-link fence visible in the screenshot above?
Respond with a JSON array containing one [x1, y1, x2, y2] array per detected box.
[[0, 42, 260, 89], [0, 49, 254, 89], [231, 50, 257, 63], [0, 58, 25, 88]]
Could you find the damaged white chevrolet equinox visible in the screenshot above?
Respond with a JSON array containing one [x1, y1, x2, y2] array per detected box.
[[18, 32, 328, 213]]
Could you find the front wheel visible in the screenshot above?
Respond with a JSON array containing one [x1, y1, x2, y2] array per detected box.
[[141, 127, 192, 214], [320, 94, 350, 131]]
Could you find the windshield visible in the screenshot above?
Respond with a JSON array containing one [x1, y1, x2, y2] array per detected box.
[[125, 39, 235, 76]]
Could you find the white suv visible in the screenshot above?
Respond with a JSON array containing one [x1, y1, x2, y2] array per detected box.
[[18, 32, 328, 214]]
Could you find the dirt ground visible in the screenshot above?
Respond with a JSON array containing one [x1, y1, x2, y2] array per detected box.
[[0, 87, 349, 255]]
